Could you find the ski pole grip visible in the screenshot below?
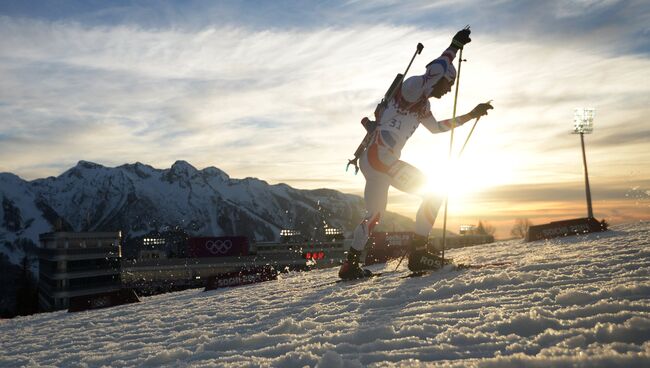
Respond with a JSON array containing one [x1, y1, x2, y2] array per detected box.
[[417, 43, 424, 54]]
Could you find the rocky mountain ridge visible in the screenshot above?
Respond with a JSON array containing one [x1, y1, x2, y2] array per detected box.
[[0, 160, 414, 265]]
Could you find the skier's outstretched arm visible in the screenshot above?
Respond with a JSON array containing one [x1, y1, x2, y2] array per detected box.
[[421, 102, 494, 133], [421, 112, 471, 133]]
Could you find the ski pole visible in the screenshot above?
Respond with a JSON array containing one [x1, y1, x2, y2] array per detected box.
[[440, 43, 466, 268], [394, 247, 407, 271], [393, 47, 467, 272], [393, 37, 468, 273], [393, 117, 483, 272], [458, 117, 479, 157], [457, 100, 492, 157]]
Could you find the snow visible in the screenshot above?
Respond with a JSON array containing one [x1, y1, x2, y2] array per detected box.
[[0, 173, 51, 265], [2, 222, 649, 367]]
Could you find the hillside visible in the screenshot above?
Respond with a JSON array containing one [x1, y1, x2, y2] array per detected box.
[[1, 222, 648, 367]]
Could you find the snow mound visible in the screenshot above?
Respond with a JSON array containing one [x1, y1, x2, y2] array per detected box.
[[1, 222, 649, 367]]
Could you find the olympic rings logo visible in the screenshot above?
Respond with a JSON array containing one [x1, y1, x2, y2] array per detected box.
[[205, 239, 233, 254]]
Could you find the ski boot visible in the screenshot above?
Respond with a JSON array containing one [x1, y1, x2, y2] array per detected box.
[[338, 248, 373, 280], [408, 235, 446, 272]]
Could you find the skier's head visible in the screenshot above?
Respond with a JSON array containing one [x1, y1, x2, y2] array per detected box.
[[430, 75, 454, 99], [428, 63, 456, 99]]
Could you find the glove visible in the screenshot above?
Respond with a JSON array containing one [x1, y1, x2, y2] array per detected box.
[[469, 102, 493, 119], [451, 27, 471, 49]]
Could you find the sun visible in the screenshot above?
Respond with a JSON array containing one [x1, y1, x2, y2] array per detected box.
[[399, 129, 522, 213], [424, 159, 478, 200]]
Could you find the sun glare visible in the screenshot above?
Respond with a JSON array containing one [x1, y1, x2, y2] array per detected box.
[[425, 159, 477, 199]]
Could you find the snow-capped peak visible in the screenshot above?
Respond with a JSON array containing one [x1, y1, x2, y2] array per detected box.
[[75, 160, 105, 170], [1, 161, 411, 265], [201, 166, 230, 181], [170, 160, 198, 175]]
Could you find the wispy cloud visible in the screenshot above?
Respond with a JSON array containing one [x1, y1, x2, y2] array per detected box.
[[0, 17, 428, 176], [3, 1, 648, 52], [0, 1, 648, 230]]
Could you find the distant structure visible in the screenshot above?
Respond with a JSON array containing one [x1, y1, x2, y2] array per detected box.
[[573, 108, 595, 218], [121, 229, 346, 295], [430, 225, 494, 251], [526, 108, 608, 241], [37, 232, 123, 311], [459, 224, 476, 235]]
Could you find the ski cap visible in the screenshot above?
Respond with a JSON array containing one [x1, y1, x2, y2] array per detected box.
[[422, 49, 457, 96]]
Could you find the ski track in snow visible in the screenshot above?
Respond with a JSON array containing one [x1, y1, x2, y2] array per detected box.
[[1, 223, 649, 367]]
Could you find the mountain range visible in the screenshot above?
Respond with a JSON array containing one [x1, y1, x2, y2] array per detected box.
[[0, 160, 415, 266]]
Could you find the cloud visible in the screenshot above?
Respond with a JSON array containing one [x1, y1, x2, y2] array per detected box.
[[479, 180, 650, 204], [0, 17, 429, 178], [3, 1, 648, 53], [0, 5, 648, 230], [593, 128, 650, 147]]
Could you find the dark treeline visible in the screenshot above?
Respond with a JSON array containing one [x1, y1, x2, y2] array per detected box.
[[0, 256, 39, 318]]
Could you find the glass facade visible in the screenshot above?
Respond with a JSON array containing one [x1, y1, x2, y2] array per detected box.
[[38, 232, 122, 311]]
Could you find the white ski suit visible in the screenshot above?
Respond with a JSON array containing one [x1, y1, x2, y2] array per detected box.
[[351, 46, 473, 251]]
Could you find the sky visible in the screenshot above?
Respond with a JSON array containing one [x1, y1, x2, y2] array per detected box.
[[1, 0, 649, 238]]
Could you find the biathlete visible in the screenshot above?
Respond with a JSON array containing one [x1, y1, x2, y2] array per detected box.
[[340, 28, 493, 280]]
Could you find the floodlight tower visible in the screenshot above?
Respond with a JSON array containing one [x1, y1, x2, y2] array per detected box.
[[573, 108, 595, 219]]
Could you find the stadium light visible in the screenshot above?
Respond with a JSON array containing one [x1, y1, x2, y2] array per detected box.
[[573, 108, 595, 134], [324, 228, 343, 236], [280, 229, 301, 237], [572, 108, 596, 219]]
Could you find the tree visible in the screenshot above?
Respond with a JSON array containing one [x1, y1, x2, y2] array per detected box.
[[476, 220, 496, 237], [511, 218, 532, 239], [15, 256, 39, 316]]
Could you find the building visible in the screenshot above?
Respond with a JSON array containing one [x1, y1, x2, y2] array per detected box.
[[37, 232, 122, 311], [122, 228, 189, 260], [255, 239, 345, 268], [121, 234, 346, 295], [427, 224, 495, 250], [429, 234, 494, 250]]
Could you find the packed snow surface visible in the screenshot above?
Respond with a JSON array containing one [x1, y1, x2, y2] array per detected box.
[[2, 222, 650, 367]]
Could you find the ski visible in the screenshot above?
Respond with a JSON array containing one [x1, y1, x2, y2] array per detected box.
[[318, 270, 404, 287], [401, 261, 513, 278], [400, 267, 450, 279], [455, 261, 512, 270], [309, 260, 513, 289], [335, 272, 384, 284], [401, 271, 430, 279]]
